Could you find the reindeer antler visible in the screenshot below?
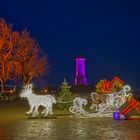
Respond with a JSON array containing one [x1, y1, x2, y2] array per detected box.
[[28, 83, 33, 90]]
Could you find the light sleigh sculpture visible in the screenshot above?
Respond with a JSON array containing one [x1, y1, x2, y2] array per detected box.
[[90, 85, 132, 114], [20, 84, 56, 117], [69, 85, 136, 118]]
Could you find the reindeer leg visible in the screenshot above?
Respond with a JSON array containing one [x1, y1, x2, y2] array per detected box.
[[42, 108, 47, 115], [44, 107, 49, 117], [32, 105, 39, 117], [49, 105, 53, 115], [26, 104, 34, 115]]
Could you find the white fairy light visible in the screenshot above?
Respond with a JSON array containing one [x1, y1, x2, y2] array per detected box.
[[69, 97, 92, 118], [20, 84, 56, 117]]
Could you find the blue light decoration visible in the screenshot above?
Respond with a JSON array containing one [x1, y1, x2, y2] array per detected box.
[[113, 111, 127, 120], [113, 111, 120, 120]]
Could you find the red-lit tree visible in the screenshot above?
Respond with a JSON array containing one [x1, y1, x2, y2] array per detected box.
[[0, 19, 15, 93], [13, 30, 48, 85]]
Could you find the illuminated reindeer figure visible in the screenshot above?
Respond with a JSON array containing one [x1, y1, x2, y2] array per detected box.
[[20, 84, 56, 117]]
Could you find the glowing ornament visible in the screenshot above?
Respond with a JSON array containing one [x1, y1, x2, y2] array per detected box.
[[20, 84, 56, 117], [113, 111, 120, 120]]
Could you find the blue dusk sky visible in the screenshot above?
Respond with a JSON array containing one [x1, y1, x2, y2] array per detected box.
[[0, 0, 140, 89]]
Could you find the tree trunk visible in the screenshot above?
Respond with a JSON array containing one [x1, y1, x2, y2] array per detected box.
[[1, 80, 6, 94], [23, 81, 27, 86], [23, 79, 29, 86], [23, 76, 31, 86]]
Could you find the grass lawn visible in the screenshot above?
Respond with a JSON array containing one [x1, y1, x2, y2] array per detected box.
[[0, 100, 71, 127]]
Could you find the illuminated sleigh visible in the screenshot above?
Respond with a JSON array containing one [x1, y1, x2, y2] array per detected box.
[[90, 85, 131, 115], [69, 85, 132, 118], [90, 77, 127, 115]]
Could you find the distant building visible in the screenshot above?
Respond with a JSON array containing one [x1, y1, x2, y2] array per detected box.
[[75, 56, 87, 85]]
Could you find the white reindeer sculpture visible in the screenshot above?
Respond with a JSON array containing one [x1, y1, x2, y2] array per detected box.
[[20, 84, 56, 117]]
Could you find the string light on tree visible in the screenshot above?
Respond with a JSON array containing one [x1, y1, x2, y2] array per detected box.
[[58, 78, 72, 110]]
